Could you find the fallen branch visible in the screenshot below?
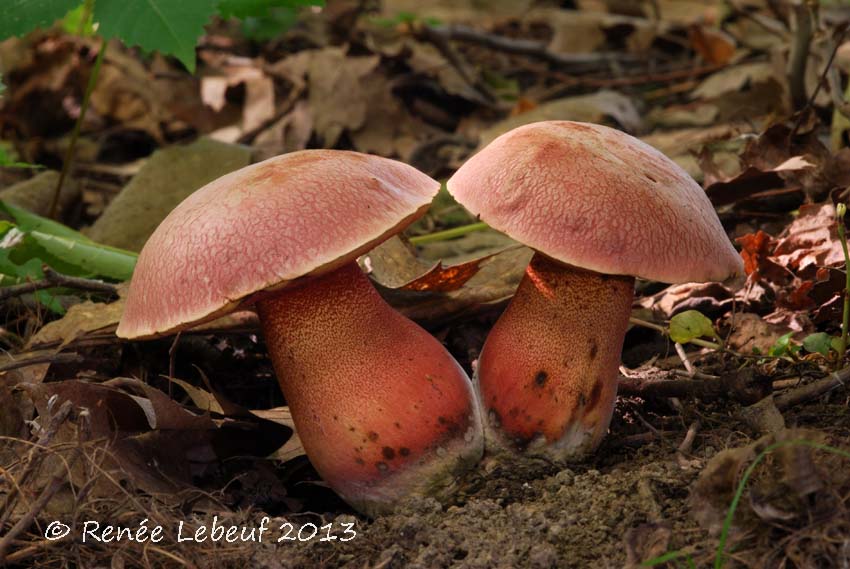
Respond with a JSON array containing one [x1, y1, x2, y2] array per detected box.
[[422, 23, 643, 70], [0, 267, 117, 303], [774, 367, 850, 411], [618, 368, 769, 404], [0, 352, 83, 373]]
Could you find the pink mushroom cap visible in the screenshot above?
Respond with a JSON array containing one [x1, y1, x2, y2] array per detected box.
[[446, 121, 743, 283], [117, 150, 440, 339]]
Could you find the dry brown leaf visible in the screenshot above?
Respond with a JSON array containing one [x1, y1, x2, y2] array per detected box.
[[478, 90, 641, 147], [727, 313, 792, 353], [773, 203, 844, 278], [692, 62, 777, 101], [705, 156, 814, 207], [637, 282, 734, 319], [271, 47, 380, 147], [405, 40, 484, 101], [29, 284, 128, 348], [253, 100, 313, 159], [349, 70, 422, 158], [250, 407, 305, 461]]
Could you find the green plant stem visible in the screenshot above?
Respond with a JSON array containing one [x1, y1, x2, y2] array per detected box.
[[838, 207, 850, 364], [714, 439, 850, 569], [49, 37, 106, 220], [408, 221, 489, 245]]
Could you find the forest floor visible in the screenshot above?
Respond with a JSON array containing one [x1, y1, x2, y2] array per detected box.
[[2, 1, 850, 568]]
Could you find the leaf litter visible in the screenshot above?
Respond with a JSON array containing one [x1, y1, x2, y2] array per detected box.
[[3, 1, 850, 568]]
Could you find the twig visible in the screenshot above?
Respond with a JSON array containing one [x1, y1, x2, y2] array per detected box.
[[0, 401, 73, 531], [49, 38, 107, 219], [788, 0, 814, 110], [677, 420, 701, 455], [836, 203, 850, 364], [412, 24, 499, 106], [674, 342, 696, 376], [423, 24, 643, 70], [0, 267, 117, 303], [0, 401, 88, 564], [0, 351, 82, 372], [618, 368, 768, 404], [608, 430, 679, 448], [773, 367, 850, 411], [0, 464, 72, 562], [676, 420, 702, 468]]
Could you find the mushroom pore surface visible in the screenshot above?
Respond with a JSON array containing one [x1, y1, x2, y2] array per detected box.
[[257, 261, 483, 516]]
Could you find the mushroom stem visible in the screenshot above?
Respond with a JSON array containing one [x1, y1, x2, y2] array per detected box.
[[256, 261, 483, 516], [476, 252, 634, 461]]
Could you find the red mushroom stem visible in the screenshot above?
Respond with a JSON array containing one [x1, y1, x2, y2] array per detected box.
[[476, 252, 634, 461], [256, 261, 483, 515]]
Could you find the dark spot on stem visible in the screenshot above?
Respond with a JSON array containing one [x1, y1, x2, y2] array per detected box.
[[399, 447, 411, 457], [534, 370, 548, 387], [588, 340, 598, 360], [382, 447, 396, 460], [587, 381, 603, 410], [355, 457, 365, 465], [368, 431, 379, 442]]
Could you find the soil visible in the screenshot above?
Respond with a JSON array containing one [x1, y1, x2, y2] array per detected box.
[[271, 444, 696, 569], [242, 398, 850, 569]]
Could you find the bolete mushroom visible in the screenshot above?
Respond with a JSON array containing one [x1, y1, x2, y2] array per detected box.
[[117, 150, 483, 516], [446, 121, 743, 462]]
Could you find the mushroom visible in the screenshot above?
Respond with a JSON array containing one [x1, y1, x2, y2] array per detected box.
[[117, 150, 483, 516], [446, 121, 743, 462]]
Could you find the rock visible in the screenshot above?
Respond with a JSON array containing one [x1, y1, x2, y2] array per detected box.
[[86, 138, 252, 251], [0, 170, 79, 218]]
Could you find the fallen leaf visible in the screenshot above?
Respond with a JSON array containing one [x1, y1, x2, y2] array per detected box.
[[478, 90, 642, 147], [773, 203, 844, 278], [688, 24, 736, 65], [28, 284, 128, 348], [269, 47, 380, 147]]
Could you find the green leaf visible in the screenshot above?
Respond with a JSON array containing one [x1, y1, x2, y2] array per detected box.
[[216, 0, 320, 19], [0, 145, 41, 169], [240, 8, 297, 40], [769, 332, 800, 357], [802, 332, 837, 356], [94, 0, 219, 72], [28, 231, 136, 281], [0, 0, 81, 40], [0, 200, 93, 241], [669, 310, 719, 344], [61, 3, 96, 36], [0, 202, 137, 280]]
